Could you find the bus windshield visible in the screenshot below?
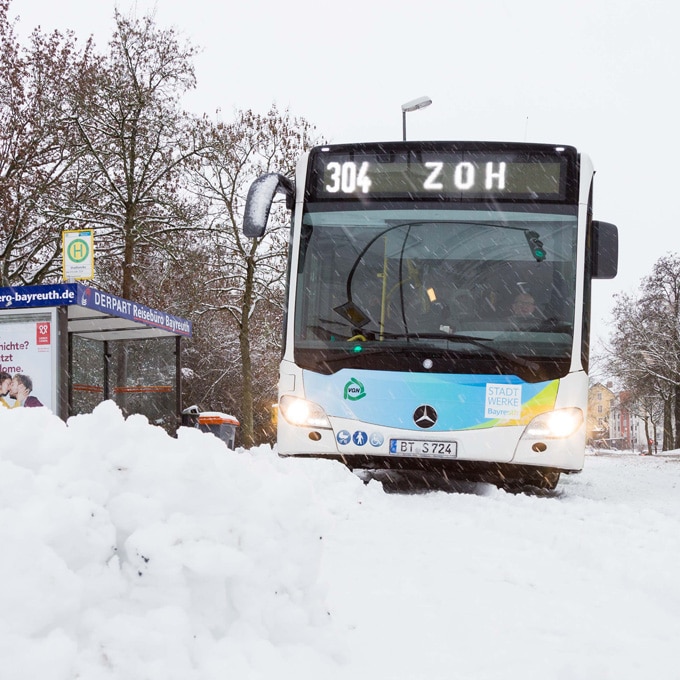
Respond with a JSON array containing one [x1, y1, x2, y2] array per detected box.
[[294, 202, 578, 382]]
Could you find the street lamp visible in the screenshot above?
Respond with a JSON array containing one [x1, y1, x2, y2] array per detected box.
[[401, 96, 432, 141]]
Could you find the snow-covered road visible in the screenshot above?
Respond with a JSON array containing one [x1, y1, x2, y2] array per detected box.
[[321, 453, 680, 679]]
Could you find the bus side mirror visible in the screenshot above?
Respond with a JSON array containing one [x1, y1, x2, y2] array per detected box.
[[243, 173, 295, 238], [591, 220, 618, 279]]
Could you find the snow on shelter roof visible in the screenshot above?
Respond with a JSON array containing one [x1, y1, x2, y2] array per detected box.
[[0, 283, 192, 341]]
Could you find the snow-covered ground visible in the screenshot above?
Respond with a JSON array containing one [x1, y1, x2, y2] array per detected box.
[[2, 402, 679, 679]]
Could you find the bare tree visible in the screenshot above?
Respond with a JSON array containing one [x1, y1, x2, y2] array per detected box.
[[606, 254, 680, 449], [0, 0, 94, 285], [641, 254, 680, 447], [71, 9, 202, 299], [192, 107, 319, 447]]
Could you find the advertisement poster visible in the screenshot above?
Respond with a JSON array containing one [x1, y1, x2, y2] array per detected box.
[[0, 312, 54, 411]]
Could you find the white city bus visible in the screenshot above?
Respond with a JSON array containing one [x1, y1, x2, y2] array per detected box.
[[244, 141, 618, 490]]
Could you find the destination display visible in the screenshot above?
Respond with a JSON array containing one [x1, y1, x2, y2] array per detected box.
[[308, 143, 576, 201]]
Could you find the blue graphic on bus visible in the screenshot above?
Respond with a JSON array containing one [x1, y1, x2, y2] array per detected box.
[[337, 430, 351, 445], [352, 431, 368, 446], [303, 368, 557, 432], [369, 432, 384, 447]]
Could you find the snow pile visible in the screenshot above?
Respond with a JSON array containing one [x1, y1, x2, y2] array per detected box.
[[3, 401, 680, 680], [0, 402, 357, 679]]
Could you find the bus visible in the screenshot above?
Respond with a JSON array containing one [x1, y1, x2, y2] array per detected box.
[[243, 141, 618, 490]]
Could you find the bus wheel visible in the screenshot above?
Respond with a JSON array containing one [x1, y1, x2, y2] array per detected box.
[[500, 470, 560, 493], [534, 470, 560, 490]]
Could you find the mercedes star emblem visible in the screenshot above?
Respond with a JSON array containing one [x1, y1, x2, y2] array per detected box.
[[413, 404, 437, 429]]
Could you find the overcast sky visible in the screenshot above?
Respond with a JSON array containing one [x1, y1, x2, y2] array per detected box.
[[9, 0, 678, 350]]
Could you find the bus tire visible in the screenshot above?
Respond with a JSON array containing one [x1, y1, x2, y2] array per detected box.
[[500, 470, 560, 493]]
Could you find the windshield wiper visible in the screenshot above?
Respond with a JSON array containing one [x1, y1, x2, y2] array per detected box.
[[385, 331, 540, 371], [318, 345, 402, 363], [316, 331, 539, 372]]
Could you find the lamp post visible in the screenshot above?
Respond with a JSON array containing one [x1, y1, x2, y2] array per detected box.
[[401, 96, 432, 141]]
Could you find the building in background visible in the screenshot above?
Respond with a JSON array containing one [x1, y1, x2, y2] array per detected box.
[[587, 384, 658, 452], [608, 391, 656, 453], [587, 382, 616, 446]]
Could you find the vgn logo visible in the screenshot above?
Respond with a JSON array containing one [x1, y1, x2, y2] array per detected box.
[[344, 377, 366, 401]]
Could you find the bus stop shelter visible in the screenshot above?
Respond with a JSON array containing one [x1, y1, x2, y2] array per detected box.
[[0, 283, 192, 425]]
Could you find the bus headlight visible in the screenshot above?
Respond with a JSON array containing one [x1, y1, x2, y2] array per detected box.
[[279, 395, 331, 429], [523, 408, 583, 439]]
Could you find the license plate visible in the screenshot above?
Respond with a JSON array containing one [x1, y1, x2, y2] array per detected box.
[[389, 439, 458, 458]]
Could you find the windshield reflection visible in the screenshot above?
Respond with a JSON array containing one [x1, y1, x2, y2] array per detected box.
[[295, 205, 577, 380]]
